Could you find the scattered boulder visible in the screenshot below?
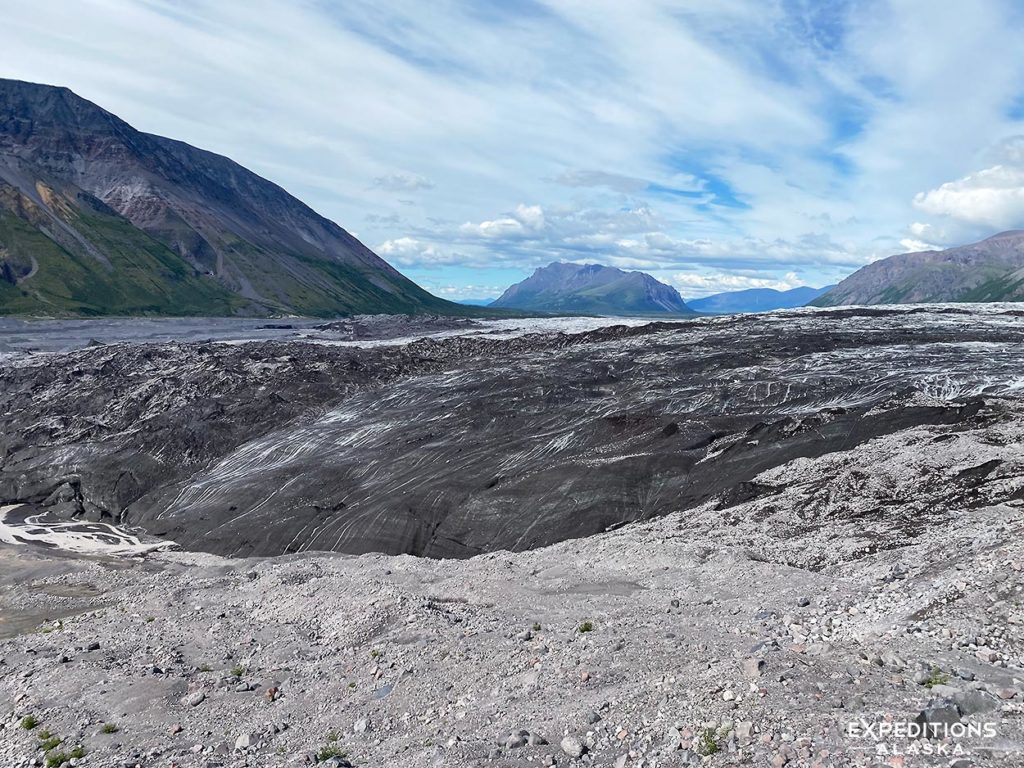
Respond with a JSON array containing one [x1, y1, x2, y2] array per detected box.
[[560, 736, 585, 758]]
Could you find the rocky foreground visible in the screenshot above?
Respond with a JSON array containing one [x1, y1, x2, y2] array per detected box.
[[0, 307, 1023, 767]]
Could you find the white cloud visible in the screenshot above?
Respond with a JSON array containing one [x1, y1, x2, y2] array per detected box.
[[371, 172, 434, 192], [458, 203, 547, 239], [898, 238, 938, 253], [376, 236, 459, 266], [913, 165, 1024, 228], [2, 0, 1023, 295], [513, 204, 546, 230], [668, 271, 804, 297], [424, 284, 503, 300], [459, 217, 525, 239]]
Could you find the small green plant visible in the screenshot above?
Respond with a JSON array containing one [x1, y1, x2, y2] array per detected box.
[[369, 648, 381, 659], [316, 744, 348, 763], [696, 727, 720, 756], [578, 621, 594, 633], [46, 747, 84, 768], [532, 622, 542, 632], [198, 663, 212, 672], [230, 665, 246, 678], [39, 735, 62, 751], [145, 616, 155, 623], [347, 681, 356, 689], [101, 722, 119, 734], [325, 729, 339, 742], [20, 715, 38, 730], [36, 729, 52, 739], [924, 669, 950, 688]]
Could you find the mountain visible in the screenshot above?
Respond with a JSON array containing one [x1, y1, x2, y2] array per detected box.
[[813, 231, 1024, 307], [490, 262, 693, 315], [0, 79, 462, 317], [687, 285, 834, 313], [456, 298, 497, 306]]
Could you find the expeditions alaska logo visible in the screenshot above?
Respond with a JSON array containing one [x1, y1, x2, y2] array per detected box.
[[846, 715, 999, 761]]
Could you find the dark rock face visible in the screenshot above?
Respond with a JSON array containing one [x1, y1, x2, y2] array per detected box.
[[814, 230, 1024, 306], [2, 306, 1024, 558], [491, 262, 693, 315], [0, 78, 459, 317]]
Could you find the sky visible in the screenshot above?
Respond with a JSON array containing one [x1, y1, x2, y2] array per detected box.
[[3, 0, 1024, 300]]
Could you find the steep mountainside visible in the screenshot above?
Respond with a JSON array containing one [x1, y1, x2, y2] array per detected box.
[[0, 79, 461, 317], [491, 262, 693, 315], [687, 285, 833, 313], [813, 230, 1024, 306]]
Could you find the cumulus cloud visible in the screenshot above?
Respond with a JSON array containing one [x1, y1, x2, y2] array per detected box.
[[898, 238, 939, 253], [376, 236, 461, 266], [913, 164, 1024, 229], [389, 195, 877, 279], [425, 284, 504, 300], [459, 203, 547, 238], [667, 271, 805, 297]]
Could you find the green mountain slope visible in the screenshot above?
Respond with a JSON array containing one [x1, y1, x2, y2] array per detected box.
[[0, 79, 466, 317], [813, 231, 1024, 307]]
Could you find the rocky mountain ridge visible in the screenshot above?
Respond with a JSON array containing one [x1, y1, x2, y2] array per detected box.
[[813, 230, 1024, 306], [0, 79, 460, 317], [491, 262, 693, 315], [687, 285, 833, 313]]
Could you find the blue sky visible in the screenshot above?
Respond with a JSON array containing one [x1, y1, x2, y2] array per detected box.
[[3, 0, 1024, 299]]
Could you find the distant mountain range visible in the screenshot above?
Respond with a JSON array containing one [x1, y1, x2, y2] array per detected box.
[[490, 262, 693, 315], [813, 230, 1024, 306], [455, 298, 497, 306], [687, 285, 833, 313], [0, 79, 464, 317]]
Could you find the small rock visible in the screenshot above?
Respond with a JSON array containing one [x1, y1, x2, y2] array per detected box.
[[914, 701, 961, 738], [185, 691, 205, 707], [742, 658, 765, 678], [560, 736, 584, 758], [505, 731, 529, 749]]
